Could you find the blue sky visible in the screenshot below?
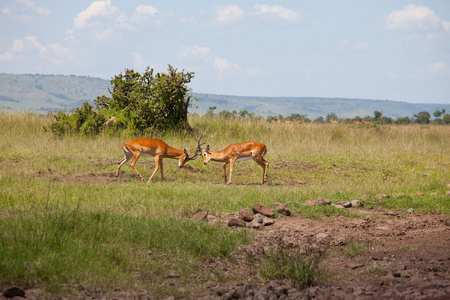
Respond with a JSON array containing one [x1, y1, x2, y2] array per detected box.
[[1, 0, 449, 104]]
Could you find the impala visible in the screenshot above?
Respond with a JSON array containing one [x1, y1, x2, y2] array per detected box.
[[202, 141, 269, 185], [116, 130, 203, 182]]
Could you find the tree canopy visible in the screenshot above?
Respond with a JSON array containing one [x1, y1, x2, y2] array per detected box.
[[47, 65, 196, 136]]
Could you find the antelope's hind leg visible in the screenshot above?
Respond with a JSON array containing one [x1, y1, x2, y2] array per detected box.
[[254, 157, 269, 184], [116, 146, 134, 179]]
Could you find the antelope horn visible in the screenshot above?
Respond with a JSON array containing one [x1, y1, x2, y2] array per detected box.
[[186, 127, 204, 161]]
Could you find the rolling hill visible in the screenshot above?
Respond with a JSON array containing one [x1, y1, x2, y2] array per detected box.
[[1, 73, 448, 119]]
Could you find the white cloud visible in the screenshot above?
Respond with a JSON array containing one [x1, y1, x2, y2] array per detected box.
[[1, 0, 50, 22], [178, 45, 239, 73], [416, 61, 446, 77], [214, 6, 244, 25], [73, 0, 118, 30], [0, 35, 74, 67], [247, 66, 266, 77], [384, 5, 443, 32], [133, 5, 163, 25], [132, 52, 147, 71], [214, 57, 239, 72], [252, 4, 301, 24]]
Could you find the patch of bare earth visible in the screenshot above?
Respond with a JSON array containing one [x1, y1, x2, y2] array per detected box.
[[200, 210, 450, 299]]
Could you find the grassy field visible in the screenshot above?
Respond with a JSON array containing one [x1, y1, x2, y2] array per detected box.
[[1, 112, 449, 298]]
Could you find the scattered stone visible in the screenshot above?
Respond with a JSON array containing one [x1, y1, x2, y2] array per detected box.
[[446, 191, 450, 197], [253, 214, 264, 223], [416, 192, 424, 196], [206, 215, 220, 224], [314, 198, 332, 205], [263, 217, 275, 226], [305, 200, 315, 206], [446, 183, 450, 188], [192, 211, 208, 221], [350, 263, 364, 270], [375, 194, 389, 199], [316, 233, 328, 240], [407, 208, 414, 213], [2, 287, 26, 298], [248, 217, 264, 230], [252, 203, 275, 217], [360, 194, 371, 200], [276, 203, 291, 216], [228, 218, 246, 227], [351, 200, 363, 207], [238, 208, 254, 221], [342, 201, 352, 208]]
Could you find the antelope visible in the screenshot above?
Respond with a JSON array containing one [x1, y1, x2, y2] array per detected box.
[[202, 141, 269, 185], [116, 130, 203, 182]]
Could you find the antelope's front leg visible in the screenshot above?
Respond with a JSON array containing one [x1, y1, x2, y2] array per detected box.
[[148, 156, 162, 182], [222, 162, 228, 184], [227, 158, 236, 185]]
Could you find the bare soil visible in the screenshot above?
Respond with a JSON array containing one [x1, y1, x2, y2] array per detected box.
[[219, 209, 450, 300], [4, 173, 450, 300]]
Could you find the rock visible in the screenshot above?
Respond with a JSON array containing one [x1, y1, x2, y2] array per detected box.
[[446, 191, 450, 197], [239, 208, 254, 221], [249, 217, 264, 229], [192, 211, 208, 221], [263, 217, 275, 226], [342, 201, 352, 208], [305, 200, 315, 206], [375, 194, 389, 199], [3, 287, 26, 298], [316, 233, 328, 240], [360, 194, 371, 200], [416, 192, 424, 196], [276, 203, 291, 216], [351, 200, 363, 207], [314, 198, 331, 205], [252, 203, 275, 217], [206, 215, 220, 224], [228, 218, 246, 227], [407, 208, 414, 213]]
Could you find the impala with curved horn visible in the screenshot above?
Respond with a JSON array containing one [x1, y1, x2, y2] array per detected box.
[[202, 141, 269, 185], [116, 129, 203, 182]]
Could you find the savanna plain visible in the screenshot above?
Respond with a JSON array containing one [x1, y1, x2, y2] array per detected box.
[[0, 112, 449, 299]]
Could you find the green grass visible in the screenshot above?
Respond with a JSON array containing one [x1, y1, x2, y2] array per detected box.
[[1, 112, 450, 298], [260, 239, 328, 289]]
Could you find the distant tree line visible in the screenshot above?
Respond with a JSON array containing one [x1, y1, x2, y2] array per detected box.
[[200, 107, 450, 125]]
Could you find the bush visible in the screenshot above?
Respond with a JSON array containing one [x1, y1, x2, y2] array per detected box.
[[47, 65, 196, 136]]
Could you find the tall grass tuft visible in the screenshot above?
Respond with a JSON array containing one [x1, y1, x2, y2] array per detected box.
[[259, 239, 327, 290]]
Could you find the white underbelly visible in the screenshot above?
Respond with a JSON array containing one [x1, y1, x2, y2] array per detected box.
[[236, 156, 252, 162]]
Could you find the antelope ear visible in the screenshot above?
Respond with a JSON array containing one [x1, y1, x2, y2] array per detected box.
[[206, 145, 210, 154], [183, 149, 188, 157]]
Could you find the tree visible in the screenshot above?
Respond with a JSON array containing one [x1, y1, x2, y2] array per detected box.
[[374, 110, 382, 121], [48, 65, 196, 136], [326, 113, 338, 123], [96, 65, 195, 132], [443, 114, 450, 124], [413, 111, 431, 124], [433, 110, 443, 118]]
